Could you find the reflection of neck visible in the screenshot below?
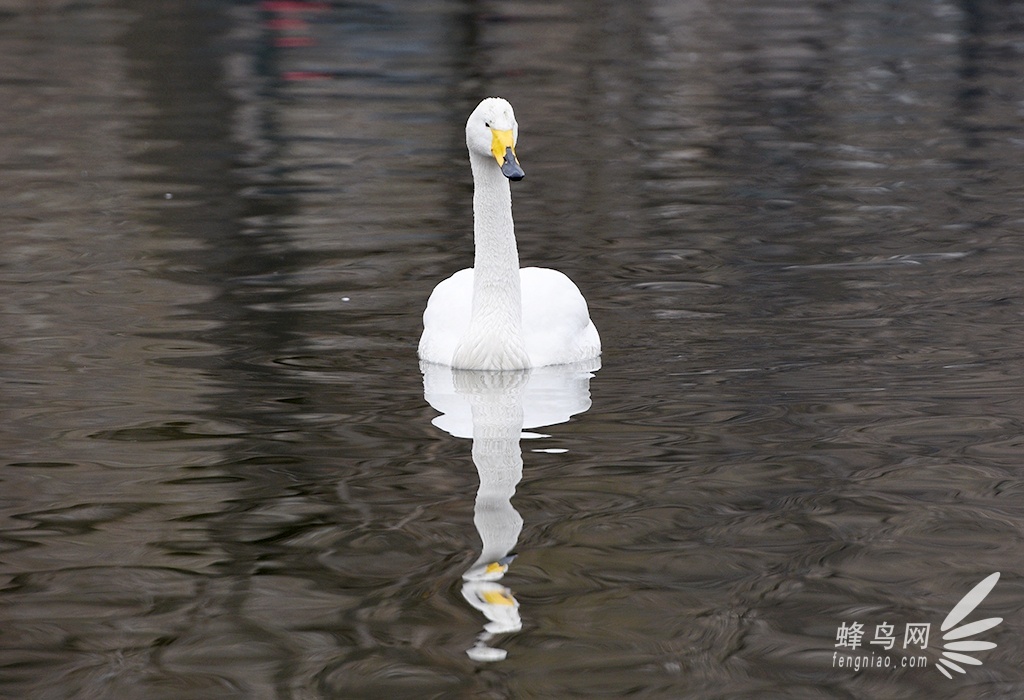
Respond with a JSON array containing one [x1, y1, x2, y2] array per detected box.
[[461, 371, 526, 574], [454, 153, 526, 369]]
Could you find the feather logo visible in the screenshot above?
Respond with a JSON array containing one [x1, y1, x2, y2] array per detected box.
[[935, 572, 1002, 679]]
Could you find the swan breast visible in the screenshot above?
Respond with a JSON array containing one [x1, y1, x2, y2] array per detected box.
[[418, 267, 599, 368]]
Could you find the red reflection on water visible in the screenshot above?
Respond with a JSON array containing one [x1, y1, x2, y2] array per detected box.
[[266, 18, 305, 30], [262, 0, 326, 51]]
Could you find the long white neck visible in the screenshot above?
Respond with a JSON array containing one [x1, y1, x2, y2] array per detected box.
[[452, 152, 528, 370]]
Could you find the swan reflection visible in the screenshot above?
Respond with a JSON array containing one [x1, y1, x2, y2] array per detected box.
[[421, 359, 598, 662]]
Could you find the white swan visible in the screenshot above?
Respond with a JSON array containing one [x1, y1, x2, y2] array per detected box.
[[418, 97, 601, 370]]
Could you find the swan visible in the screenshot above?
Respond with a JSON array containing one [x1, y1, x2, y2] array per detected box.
[[418, 97, 601, 370]]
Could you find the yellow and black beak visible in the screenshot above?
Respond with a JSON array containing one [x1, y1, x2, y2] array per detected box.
[[490, 128, 524, 181]]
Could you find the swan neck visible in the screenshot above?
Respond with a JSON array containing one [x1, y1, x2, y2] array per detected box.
[[451, 153, 528, 370], [470, 153, 521, 284], [469, 152, 522, 329]]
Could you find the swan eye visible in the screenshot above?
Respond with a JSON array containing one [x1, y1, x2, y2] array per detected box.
[[484, 121, 491, 128]]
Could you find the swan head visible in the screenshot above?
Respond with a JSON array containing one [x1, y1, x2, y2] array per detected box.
[[466, 97, 524, 181]]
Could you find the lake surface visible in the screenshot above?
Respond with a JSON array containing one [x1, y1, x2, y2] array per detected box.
[[2, 1, 1024, 698]]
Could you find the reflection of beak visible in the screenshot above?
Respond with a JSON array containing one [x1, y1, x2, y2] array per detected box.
[[481, 588, 517, 606], [484, 554, 516, 577], [462, 580, 522, 632], [490, 128, 524, 180], [465, 554, 517, 582]]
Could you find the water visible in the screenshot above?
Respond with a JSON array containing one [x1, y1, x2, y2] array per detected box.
[[2, 1, 1024, 698]]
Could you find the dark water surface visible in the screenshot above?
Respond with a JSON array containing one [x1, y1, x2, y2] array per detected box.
[[3, 1, 1024, 698]]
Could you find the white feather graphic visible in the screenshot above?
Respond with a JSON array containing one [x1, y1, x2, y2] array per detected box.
[[935, 572, 1002, 679], [941, 572, 1000, 631], [942, 617, 1002, 640]]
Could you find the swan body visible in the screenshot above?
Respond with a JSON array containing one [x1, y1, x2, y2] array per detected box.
[[418, 97, 601, 370]]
